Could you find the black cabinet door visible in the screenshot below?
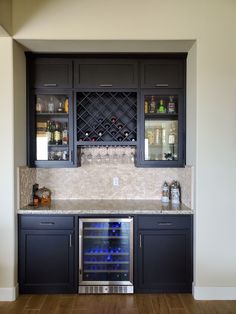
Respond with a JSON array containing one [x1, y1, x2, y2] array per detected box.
[[136, 89, 185, 168], [19, 229, 75, 293], [141, 59, 185, 89], [74, 59, 138, 88], [137, 229, 192, 292], [32, 58, 73, 88]]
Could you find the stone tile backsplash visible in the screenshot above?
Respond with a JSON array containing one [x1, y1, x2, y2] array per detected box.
[[19, 148, 193, 208]]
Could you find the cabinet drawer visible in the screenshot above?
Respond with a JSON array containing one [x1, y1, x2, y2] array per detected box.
[[74, 59, 138, 88], [141, 59, 184, 89], [33, 59, 73, 88], [138, 215, 191, 230], [20, 216, 74, 230]]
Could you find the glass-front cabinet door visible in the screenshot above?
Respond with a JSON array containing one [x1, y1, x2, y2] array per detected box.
[[29, 91, 75, 167], [137, 90, 185, 167]]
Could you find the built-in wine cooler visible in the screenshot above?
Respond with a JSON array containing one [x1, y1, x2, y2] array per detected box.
[[78, 218, 134, 294]]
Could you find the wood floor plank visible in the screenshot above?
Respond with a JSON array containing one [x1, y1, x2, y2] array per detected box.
[[1, 294, 236, 314], [135, 295, 154, 314], [54, 296, 75, 314], [164, 294, 184, 309], [4, 295, 31, 314], [24, 295, 46, 310], [21, 310, 40, 314], [179, 294, 204, 314], [151, 294, 171, 314], [38, 295, 60, 314]]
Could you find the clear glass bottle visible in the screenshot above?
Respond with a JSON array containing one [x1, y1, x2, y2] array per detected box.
[[48, 96, 54, 113]]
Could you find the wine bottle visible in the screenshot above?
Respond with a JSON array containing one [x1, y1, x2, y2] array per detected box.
[[62, 123, 68, 145], [54, 122, 62, 145]]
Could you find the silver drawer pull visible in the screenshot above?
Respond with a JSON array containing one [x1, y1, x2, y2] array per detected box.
[[39, 222, 55, 225], [69, 234, 72, 248], [99, 84, 113, 87], [155, 83, 169, 87], [139, 234, 142, 249], [43, 83, 57, 87], [158, 222, 173, 226]]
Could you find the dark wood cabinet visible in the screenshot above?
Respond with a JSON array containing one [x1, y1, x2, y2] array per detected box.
[[136, 215, 192, 293], [141, 59, 185, 89], [18, 215, 77, 293], [136, 89, 185, 167], [27, 90, 77, 168], [26, 53, 186, 168], [74, 59, 138, 88], [32, 58, 73, 89]]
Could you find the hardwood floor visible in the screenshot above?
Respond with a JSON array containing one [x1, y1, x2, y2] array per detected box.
[[0, 294, 236, 314]]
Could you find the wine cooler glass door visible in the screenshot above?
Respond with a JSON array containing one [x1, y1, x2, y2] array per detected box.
[[79, 218, 133, 286]]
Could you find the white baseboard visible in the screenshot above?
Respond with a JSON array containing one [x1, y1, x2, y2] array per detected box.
[[0, 284, 19, 301], [193, 284, 236, 300]]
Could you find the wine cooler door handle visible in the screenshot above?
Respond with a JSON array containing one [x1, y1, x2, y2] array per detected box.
[[39, 222, 55, 225], [99, 84, 113, 87], [43, 83, 57, 87], [155, 83, 169, 87], [139, 234, 142, 249]]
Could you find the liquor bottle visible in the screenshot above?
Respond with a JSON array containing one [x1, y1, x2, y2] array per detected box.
[[48, 96, 54, 113], [36, 97, 43, 113], [57, 102, 64, 113], [155, 128, 161, 144], [62, 123, 68, 145], [149, 96, 156, 113], [50, 121, 56, 144], [46, 120, 52, 144], [54, 122, 62, 145], [168, 96, 176, 114], [144, 100, 149, 114], [64, 97, 69, 113], [168, 125, 176, 144], [157, 99, 166, 113], [162, 123, 166, 144]]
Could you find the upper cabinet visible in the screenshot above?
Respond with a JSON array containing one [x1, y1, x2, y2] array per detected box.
[[141, 59, 185, 89], [32, 58, 73, 89], [26, 53, 186, 168], [74, 59, 138, 88]]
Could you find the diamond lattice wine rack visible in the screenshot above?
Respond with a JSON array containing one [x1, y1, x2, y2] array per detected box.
[[76, 92, 137, 146]]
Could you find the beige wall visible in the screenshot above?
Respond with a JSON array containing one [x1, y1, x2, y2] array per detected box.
[[0, 37, 15, 300], [0, 0, 12, 35], [0, 0, 235, 300]]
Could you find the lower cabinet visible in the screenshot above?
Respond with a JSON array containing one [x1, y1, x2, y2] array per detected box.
[[18, 215, 76, 293], [136, 215, 193, 293]]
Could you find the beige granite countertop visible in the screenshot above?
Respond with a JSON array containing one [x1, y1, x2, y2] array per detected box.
[[18, 199, 193, 215]]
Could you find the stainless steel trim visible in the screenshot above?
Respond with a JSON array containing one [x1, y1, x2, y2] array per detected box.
[[155, 83, 169, 87], [158, 222, 173, 226], [99, 84, 113, 87], [139, 234, 142, 249], [78, 218, 134, 290], [79, 285, 134, 294], [43, 83, 57, 87]]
